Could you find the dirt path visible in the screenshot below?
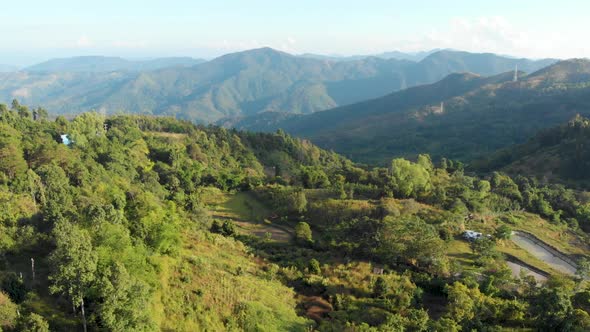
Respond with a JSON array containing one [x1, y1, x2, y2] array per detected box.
[[511, 232, 577, 275]]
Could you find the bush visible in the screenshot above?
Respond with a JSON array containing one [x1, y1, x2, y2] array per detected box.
[[211, 220, 236, 237], [308, 259, 321, 275], [294, 222, 313, 245]]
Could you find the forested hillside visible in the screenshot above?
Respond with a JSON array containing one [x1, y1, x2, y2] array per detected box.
[[243, 59, 590, 165], [0, 49, 553, 123], [474, 115, 590, 187], [2, 102, 590, 331]]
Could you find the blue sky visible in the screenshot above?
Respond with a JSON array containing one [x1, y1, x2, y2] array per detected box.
[[1, 0, 588, 65]]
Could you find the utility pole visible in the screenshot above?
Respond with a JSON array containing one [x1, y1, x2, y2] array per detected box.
[[513, 64, 518, 82]]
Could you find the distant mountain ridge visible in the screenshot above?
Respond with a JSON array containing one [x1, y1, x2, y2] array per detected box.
[[234, 59, 590, 165], [0, 64, 19, 72], [24, 56, 206, 72], [0, 47, 556, 123], [299, 49, 441, 62]]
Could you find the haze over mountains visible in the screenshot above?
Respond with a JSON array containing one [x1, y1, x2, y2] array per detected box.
[[23, 56, 206, 73], [298, 49, 441, 62], [0, 64, 18, 72], [0, 48, 555, 123], [235, 59, 590, 164]]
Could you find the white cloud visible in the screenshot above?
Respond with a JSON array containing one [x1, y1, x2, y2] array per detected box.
[[112, 40, 149, 48], [279, 37, 298, 53], [392, 16, 590, 59], [76, 36, 93, 48]]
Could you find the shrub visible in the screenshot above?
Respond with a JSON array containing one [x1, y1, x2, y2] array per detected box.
[[294, 222, 313, 245]]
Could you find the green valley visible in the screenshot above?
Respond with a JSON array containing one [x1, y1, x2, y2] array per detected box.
[[1, 102, 590, 331]]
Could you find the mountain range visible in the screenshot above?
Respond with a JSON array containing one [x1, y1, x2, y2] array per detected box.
[[232, 59, 590, 165], [23, 56, 206, 72], [0, 48, 555, 123], [298, 49, 441, 62]]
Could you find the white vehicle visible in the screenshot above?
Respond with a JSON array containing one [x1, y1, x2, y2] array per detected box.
[[463, 230, 483, 241]]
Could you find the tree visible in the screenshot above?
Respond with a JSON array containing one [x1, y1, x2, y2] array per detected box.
[[389, 158, 432, 198], [294, 222, 312, 244], [95, 262, 155, 331], [10, 99, 20, 111], [211, 220, 222, 234], [16, 313, 50, 332], [49, 220, 97, 332], [575, 258, 590, 284], [428, 318, 461, 332], [0, 123, 27, 180], [221, 220, 236, 236], [17, 105, 31, 119], [308, 259, 321, 275], [379, 217, 447, 272], [470, 237, 497, 259], [1, 273, 27, 303], [491, 172, 522, 202], [531, 286, 573, 330], [37, 164, 73, 224], [565, 309, 590, 332], [211, 220, 236, 237], [332, 174, 347, 199], [417, 154, 434, 173], [494, 224, 512, 240], [0, 291, 18, 330], [373, 276, 389, 298], [444, 282, 483, 324], [34, 107, 48, 121], [300, 166, 330, 188], [287, 189, 307, 214]]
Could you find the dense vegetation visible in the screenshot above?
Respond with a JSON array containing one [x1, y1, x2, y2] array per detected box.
[[1, 101, 590, 331], [0, 49, 552, 123], [474, 115, 590, 188], [240, 59, 590, 165]]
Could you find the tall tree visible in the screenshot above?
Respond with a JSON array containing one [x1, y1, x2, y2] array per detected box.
[[0, 123, 27, 180], [95, 262, 155, 331], [49, 220, 97, 332]]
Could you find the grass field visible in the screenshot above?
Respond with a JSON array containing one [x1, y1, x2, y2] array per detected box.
[[156, 229, 311, 331], [206, 189, 293, 243]]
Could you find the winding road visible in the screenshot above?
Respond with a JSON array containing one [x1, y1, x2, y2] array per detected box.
[[506, 261, 547, 282], [511, 231, 577, 275]]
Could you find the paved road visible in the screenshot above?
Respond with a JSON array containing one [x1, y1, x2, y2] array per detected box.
[[511, 232, 577, 275], [506, 261, 547, 282]]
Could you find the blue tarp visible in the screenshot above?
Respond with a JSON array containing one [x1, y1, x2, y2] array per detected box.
[[60, 134, 71, 146]]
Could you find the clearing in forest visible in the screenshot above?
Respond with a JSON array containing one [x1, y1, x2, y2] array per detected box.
[[207, 189, 293, 242]]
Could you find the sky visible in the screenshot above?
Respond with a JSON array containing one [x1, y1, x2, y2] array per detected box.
[[1, 0, 588, 66]]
